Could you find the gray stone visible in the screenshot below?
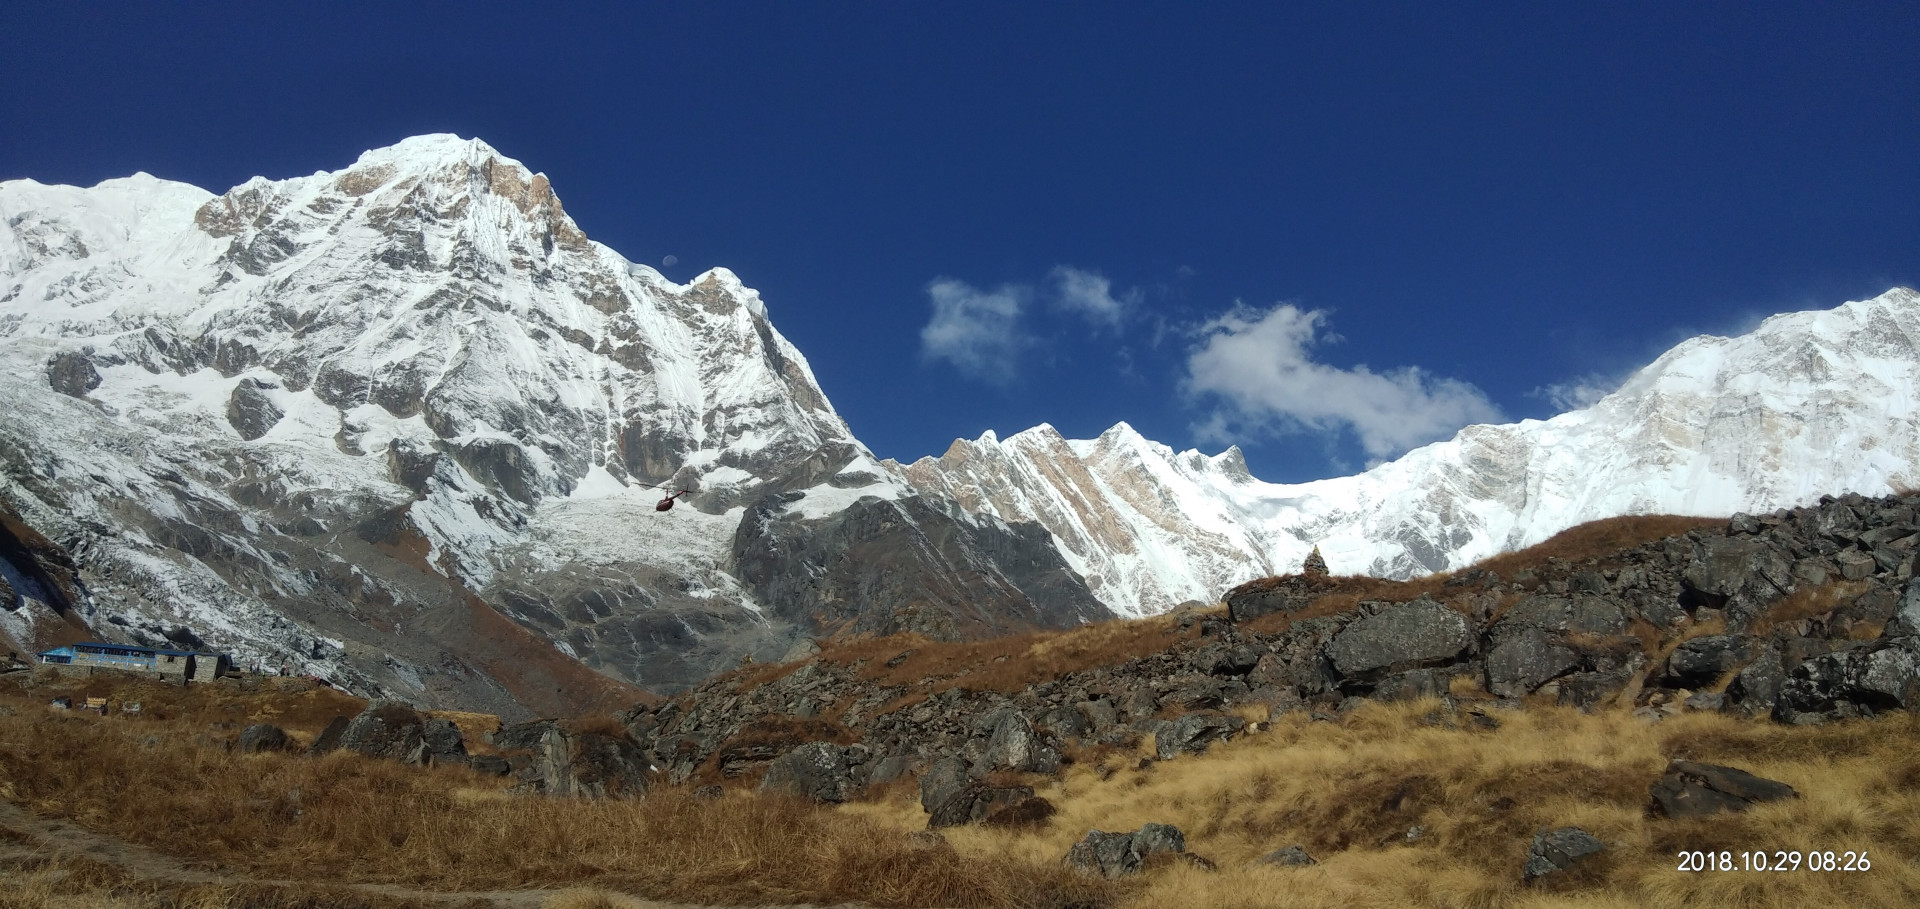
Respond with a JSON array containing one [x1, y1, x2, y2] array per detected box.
[[1773, 639, 1920, 721], [1649, 760, 1798, 818], [339, 701, 426, 761], [237, 723, 290, 753], [928, 782, 1035, 828], [1661, 635, 1762, 688], [226, 377, 285, 441], [1836, 549, 1878, 581], [1524, 827, 1604, 882], [979, 708, 1060, 774], [761, 741, 861, 802], [919, 755, 973, 814], [1064, 823, 1189, 878], [1153, 713, 1246, 760], [1325, 599, 1471, 678], [1256, 845, 1316, 867], [1485, 627, 1578, 698]]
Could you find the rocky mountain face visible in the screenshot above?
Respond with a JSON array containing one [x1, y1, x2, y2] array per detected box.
[[0, 136, 1104, 716], [896, 287, 1920, 616], [625, 492, 1920, 802]]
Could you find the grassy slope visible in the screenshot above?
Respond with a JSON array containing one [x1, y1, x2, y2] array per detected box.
[[4, 512, 1919, 908]]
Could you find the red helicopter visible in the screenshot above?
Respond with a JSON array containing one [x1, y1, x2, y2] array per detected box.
[[642, 484, 690, 512]]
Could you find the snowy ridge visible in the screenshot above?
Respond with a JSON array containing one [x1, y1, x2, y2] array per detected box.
[[0, 135, 905, 705], [898, 288, 1920, 617]]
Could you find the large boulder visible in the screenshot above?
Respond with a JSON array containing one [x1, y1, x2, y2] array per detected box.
[[1772, 639, 1920, 723], [1649, 760, 1798, 818], [1064, 823, 1188, 878], [1485, 627, 1579, 698], [339, 701, 427, 761], [1682, 537, 1793, 631], [928, 782, 1036, 829], [919, 755, 974, 814], [760, 741, 863, 803], [1153, 713, 1246, 761], [1326, 599, 1471, 679], [495, 719, 653, 798], [1659, 635, 1763, 689], [978, 708, 1061, 774], [237, 723, 290, 754], [1225, 575, 1328, 624]]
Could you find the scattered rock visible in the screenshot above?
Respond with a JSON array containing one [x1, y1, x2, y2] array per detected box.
[[237, 723, 290, 753], [1064, 823, 1188, 878], [759, 741, 862, 803], [1153, 712, 1246, 760], [339, 701, 427, 761], [1773, 639, 1920, 723], [1524, 827, 1604, 882], [919, 755, 973, 814], [929, 782, 1035, 829], [1255, 845, 1316, 867], [981, 794, 1056, 829], [1649, 760, 1798, 818], [307, 716, 349, 755]]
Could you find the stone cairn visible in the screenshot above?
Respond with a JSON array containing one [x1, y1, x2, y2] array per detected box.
[[1302, 545, 1329, 578]]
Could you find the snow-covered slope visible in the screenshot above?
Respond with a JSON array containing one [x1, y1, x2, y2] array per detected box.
[[0, 136, 1098, 713], [898, 288, 1920, 616]]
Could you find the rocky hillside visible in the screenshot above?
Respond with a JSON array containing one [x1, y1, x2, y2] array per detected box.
[[625, 492, 1920, 803], [0, 136, 1105, 716]]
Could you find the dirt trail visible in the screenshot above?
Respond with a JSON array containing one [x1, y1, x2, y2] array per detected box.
[[0, 798, 714, 908]]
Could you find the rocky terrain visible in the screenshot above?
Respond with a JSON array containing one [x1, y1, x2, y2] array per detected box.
[[616, 491, 1920, 818]]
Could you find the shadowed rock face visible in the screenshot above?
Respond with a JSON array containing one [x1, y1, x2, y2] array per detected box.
[[732, 492, 1110, 643]]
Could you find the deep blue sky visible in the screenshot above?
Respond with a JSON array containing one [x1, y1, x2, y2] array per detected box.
[[5, 2, 1916, 481]]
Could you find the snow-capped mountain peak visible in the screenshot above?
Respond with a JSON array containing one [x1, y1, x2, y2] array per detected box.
[[897, 287, 1920, 617]]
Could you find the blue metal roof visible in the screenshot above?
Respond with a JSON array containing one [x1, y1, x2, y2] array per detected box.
[[66, 641, 206, 658]]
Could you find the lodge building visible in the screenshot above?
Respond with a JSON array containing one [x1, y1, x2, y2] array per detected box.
[[36, 641, 229, 683]]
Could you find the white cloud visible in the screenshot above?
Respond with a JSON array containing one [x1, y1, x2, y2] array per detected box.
[[1185, 303, 1504, 463], [1534, 374, 1616, 412], [1050, 265, 1134, 329], [920, 277, 1030, 383]]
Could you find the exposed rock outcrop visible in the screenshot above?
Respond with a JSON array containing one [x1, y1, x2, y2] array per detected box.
[[1648, 760, 1798, 818]]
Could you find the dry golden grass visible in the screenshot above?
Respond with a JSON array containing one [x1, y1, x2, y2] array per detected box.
[[8, 669, 1920, 908], [0, 674, 1115, 909], [841, 697, 1920, 909]]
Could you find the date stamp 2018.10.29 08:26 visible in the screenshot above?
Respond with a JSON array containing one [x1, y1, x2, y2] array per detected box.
[[1677, 850, 1871, 873]]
